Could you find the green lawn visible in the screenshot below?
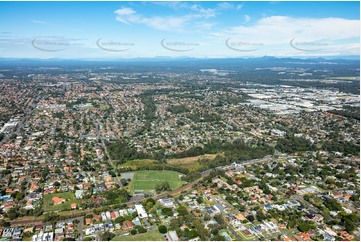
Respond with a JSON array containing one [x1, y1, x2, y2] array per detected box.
[[112, 230, 165, 241], [99, 104, 110, 109], [43, 192, 78, 212], [130, 170, 186, 193]]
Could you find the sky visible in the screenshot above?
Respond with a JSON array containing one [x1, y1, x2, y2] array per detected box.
[[0, 1, 359, 59]]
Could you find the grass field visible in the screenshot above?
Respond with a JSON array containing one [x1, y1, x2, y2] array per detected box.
[[119, 154, 222, 172], [119, 159, 160, 169], [112, 230, 165, 241], [43, 192, 78, 212], [167, 153, 221, 171], [130, 170, 186, 193], [99, 104, 110, 109]]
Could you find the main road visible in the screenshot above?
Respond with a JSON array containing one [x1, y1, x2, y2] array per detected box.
[[0, 94, 40, 146], [89, 113, 122, 188]]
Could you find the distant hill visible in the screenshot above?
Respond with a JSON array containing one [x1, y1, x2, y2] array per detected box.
[[0, 55, 359, 67]]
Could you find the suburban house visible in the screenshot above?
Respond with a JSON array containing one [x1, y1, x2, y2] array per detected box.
[[135, 204, 148, 218], [52, 197, 65, 205], [122, 221, 134, 231]]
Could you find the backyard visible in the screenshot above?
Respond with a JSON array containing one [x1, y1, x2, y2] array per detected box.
[[43, 192, 78, 212]]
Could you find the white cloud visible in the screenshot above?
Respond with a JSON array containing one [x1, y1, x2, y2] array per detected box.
[[153, 1, 218, 17], [243, 15, 251, 23], [114, 7, 138, 24], [218, 2, 232, 9], [151, 1, 190, 10], [214, 16, 360, 44], [115, 16, 130, 25], [236, 4, 243, 10], [145, 16, 188, 31], [189, 4, 216, 18], [114, 2, 247, 32], [114, 6, 215, 32], [114, 8, 136, 16], [218, 2, 243, 10]]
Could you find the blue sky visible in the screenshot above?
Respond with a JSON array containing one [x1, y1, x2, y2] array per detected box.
[[0, 1, 359, 59]]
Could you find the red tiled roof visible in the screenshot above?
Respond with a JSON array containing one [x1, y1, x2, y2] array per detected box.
[[52, 196, 65, 205], [122, 221, 134, 230]]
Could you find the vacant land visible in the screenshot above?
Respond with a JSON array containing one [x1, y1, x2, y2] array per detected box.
[[43, 192, 78, 212], [130, 170, 186, 193], [119, 159, 160, 169], [119, 153, 222, 172], [112, 230, 165, 241], [167, 153, 221, 171]]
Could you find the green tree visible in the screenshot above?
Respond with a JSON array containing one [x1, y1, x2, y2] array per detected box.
[[193, 219, 208, 240], [162, 208, 174, 217], [158, 225, 168, 234], [287, 219, 296, 229], [297, 222, 311, 232], [169, 218, 182, 230], [211, 228, 219, 235], [188, 230, 198, 239], [246, 215, 255, 222], [7, 207, 19, 220], [214, 215, 226, 229], [155, 182, 171, 193], [131, 211, 138, 219], [100, 232, 115, 241], [177, 206, 188, 216], [114, 216, 125, 224], [341, 213, 359, 233], [137, 226, 147, 233], [0, 219, 10, 227], [256, 210, 266, 222], [212, 234, 225, 241], [43, 212, 59, 223]]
